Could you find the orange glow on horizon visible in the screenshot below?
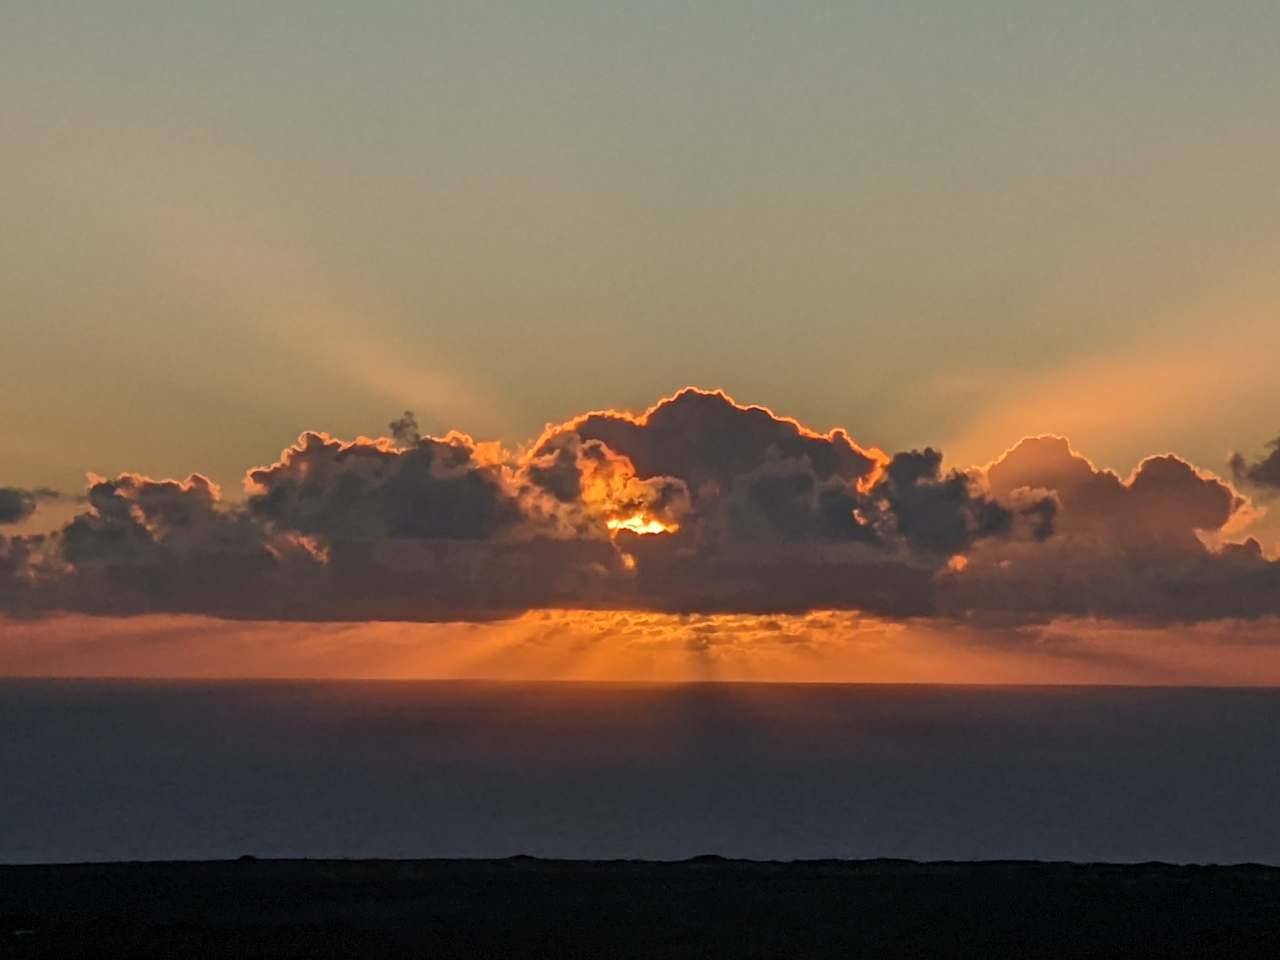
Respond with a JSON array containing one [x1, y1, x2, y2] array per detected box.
[[11, 609, 1280, 686]]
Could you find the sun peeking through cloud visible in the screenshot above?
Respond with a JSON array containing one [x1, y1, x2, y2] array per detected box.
[[606, 514, 679, 536], [552, 430, 690, 537]]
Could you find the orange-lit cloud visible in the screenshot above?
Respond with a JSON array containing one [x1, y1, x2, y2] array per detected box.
[[530, 387, 888, 495], [2, 387, 1275, 630], [607, 515, 678, 535]]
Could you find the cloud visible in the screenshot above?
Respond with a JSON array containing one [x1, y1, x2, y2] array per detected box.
[[0, 465, 624, 622], [944, 436, 1273, 622], [552, 389, 884, 491], [987, 436, 1241, 551], [388, 410, 421, 447], [246, 431, 523, 541], [1, 389, 1275, 626], [875, 448, 1033, 555], [2, 472, 322, 620], [532, 390, 882, 542], [0, 487, 60, 525], [519, 430, 692, 537], [533, 389, 1038, 553], [1231, 436, 1280, 494]]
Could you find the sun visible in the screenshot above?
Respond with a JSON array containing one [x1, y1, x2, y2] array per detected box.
[[606, 514, 679, 536]]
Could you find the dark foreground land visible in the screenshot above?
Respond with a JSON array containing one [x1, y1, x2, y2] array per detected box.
[[3, 858, 1280, 958]]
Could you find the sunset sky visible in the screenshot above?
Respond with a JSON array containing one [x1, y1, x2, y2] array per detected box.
[[4, 2, 1280, 682]]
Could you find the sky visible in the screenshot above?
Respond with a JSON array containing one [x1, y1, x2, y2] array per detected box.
[[4, 2, 1280, 682]]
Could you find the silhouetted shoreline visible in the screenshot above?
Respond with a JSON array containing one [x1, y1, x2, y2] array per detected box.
[[4, 856, 1279, 957]]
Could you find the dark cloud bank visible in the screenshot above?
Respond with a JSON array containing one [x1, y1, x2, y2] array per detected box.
[[1232, 436, 1280, 494], [0, 486, 59, 525], [3, 389, 1277, 625]]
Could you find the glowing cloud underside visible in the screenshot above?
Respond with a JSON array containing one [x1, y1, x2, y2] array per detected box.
[[607, 515, 679, 535]]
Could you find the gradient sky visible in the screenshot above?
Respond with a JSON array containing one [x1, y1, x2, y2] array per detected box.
[[5, 1, 1280, 499], [5, 4, 1280, 684]]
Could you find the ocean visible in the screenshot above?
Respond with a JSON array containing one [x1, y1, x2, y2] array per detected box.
[[2, 678, 1277, 864]]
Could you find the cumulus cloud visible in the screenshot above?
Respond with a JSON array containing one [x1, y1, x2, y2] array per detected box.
[[1, 464, 622, 622], [535, 390, 1039, 553], [944, 436, 1272, 622], [1, 389, 1275, 625], [552, 388, 883, 495], [246, 432, 522, 541], [1231, 436, 1280, 493], [987, 437, 1242, 551], [2, 472, 317, 619]]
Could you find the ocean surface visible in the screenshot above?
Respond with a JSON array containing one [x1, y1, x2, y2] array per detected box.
[[3, 678, 1279, 864]]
